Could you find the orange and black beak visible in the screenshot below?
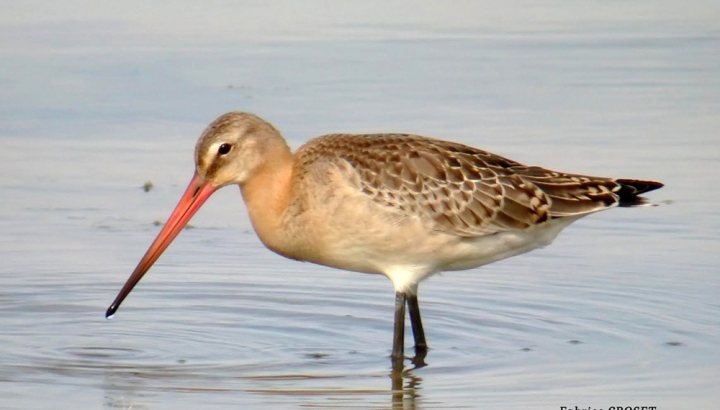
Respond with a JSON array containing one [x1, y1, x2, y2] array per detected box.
[[106, 172, 217, 318]]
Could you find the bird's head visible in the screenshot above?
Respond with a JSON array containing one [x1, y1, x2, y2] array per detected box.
[[194, 112, 287, 188], [105, 111, 287, 319]]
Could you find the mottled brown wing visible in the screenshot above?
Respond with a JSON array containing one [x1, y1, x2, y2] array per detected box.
[[508, 165, 624, 217], [296, 133, 624, 237]]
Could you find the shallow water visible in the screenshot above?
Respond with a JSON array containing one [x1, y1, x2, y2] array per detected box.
[[2, 2, 719, 409]]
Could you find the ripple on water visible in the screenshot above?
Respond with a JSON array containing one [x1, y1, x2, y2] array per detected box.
[[58, 346, 147, 361], [24, 341, 177, 375]]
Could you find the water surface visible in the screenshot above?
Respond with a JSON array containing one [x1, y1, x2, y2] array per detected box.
[[1, 2, 719, 409]]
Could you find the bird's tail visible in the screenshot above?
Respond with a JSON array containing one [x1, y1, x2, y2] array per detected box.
[[615, 179, 664, 207]]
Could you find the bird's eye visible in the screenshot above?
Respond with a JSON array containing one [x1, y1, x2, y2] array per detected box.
[[218, 143, 232, 155]]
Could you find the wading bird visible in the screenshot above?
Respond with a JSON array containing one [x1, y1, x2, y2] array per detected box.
[[107, 112, 662, 368]]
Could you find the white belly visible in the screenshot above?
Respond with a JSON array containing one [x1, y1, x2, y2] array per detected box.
[[298, 197, 582, 293]]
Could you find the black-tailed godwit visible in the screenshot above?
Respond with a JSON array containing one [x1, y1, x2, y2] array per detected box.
[[107, 112, 663, 368]]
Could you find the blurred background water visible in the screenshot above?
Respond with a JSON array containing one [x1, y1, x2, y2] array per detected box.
[[1, 1, 719, 409]]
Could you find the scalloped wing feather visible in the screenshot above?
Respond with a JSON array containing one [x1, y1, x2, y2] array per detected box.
[[294, 134, 627, 238]]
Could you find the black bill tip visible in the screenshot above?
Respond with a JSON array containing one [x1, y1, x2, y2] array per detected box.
[[105, 304, 118, 319]]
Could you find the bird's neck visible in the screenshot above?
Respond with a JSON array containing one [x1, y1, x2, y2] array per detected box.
[[240, 149, 294, 255]]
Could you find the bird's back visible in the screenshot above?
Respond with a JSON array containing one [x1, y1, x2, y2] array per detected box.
[[293, 133, 662, 239]]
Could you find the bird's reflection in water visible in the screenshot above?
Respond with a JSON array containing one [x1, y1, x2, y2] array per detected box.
[[390, 351, 427, 410], [101, 367, 152, 410], [96, 350, 431, 409]]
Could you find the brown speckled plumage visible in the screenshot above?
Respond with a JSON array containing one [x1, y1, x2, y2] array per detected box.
[[107, 111, 663, 364], [293, 133, 661, 238]]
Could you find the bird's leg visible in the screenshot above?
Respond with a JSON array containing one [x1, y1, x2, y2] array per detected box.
[[406, 293, 427, 355], [391, 291, 407, 369]]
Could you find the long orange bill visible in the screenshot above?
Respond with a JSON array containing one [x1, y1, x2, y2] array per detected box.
[[106, 172, 217, 318]]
